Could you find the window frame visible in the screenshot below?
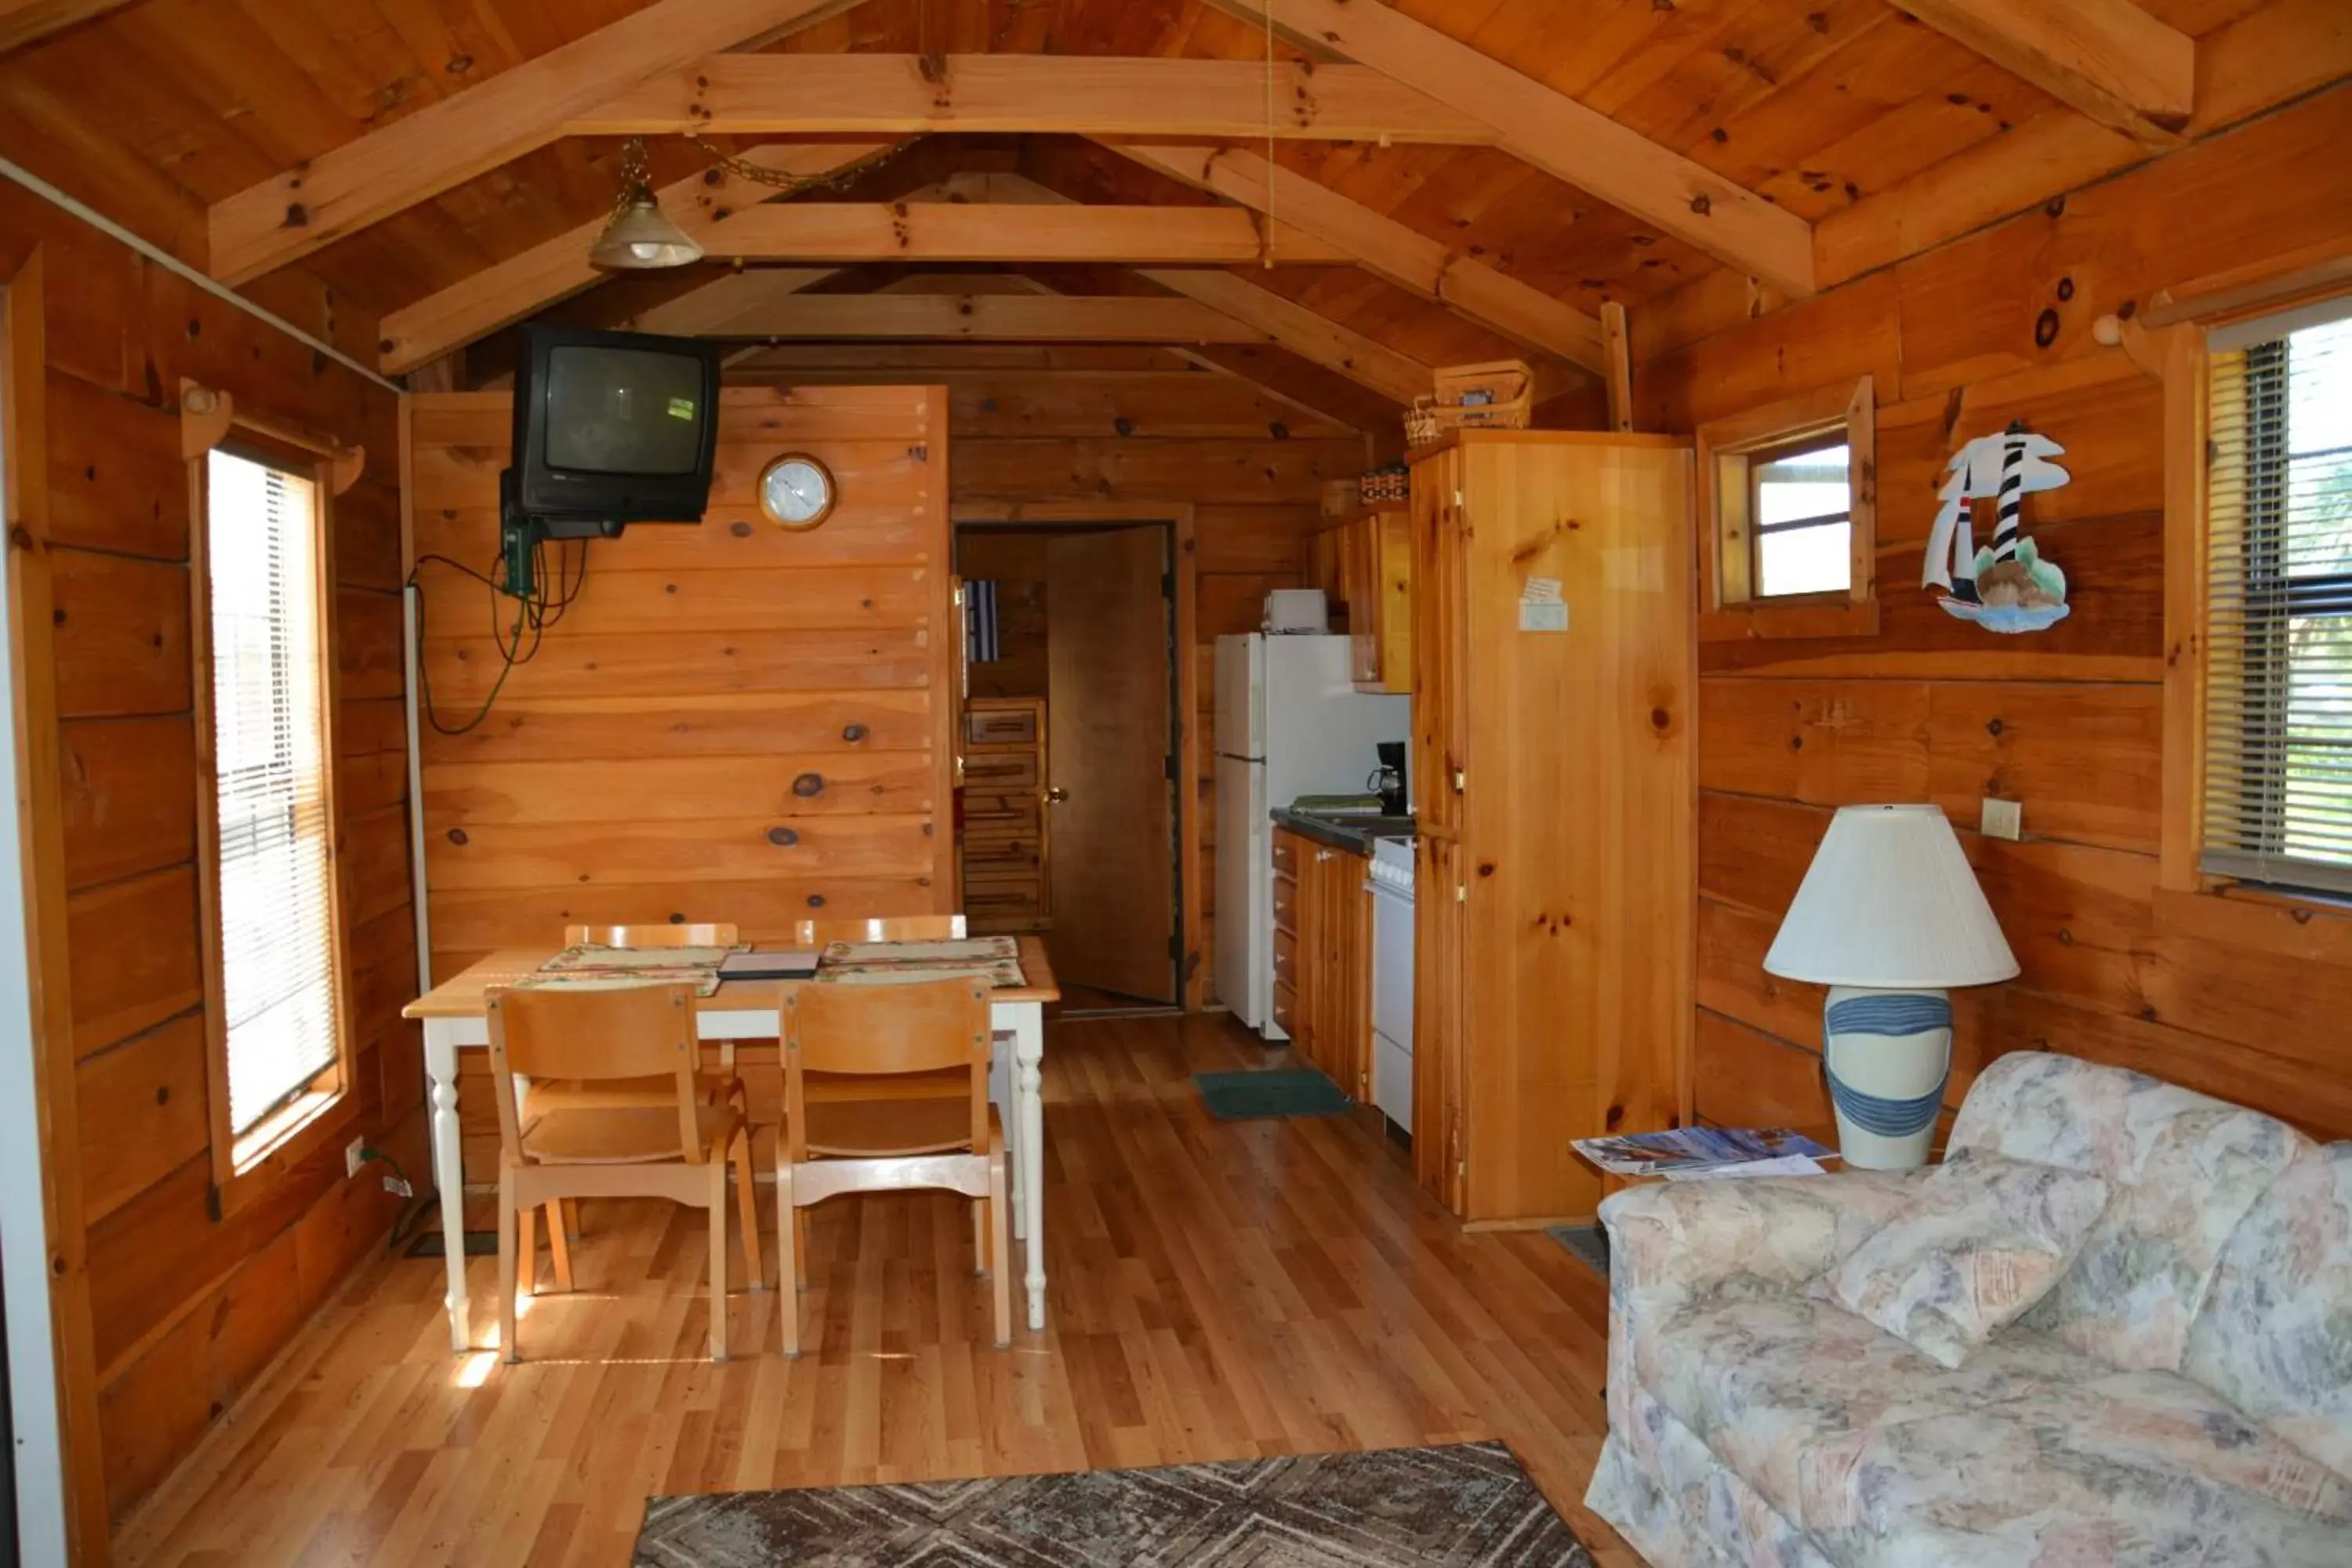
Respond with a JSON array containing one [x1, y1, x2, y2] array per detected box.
[[1696, 376, 1878, 642], [186, 407, 358, 1220], [2174, 296, 2352, 904]]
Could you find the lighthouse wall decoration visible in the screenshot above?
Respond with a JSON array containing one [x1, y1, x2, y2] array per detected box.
[[1922, 419, 2073, 633]]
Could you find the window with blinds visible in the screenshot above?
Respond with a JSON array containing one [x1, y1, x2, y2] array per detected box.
[[205, 448, 343, 1140], [2203, 303, 2352, 895]]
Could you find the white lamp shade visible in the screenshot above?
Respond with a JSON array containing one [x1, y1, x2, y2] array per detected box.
[[1763, 804, 2018, 989]]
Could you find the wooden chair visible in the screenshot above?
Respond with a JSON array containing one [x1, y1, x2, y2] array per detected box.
[[776, 977, 1009, 1355], [787, 913, 967, 946], [487, 982, 764, 1363]]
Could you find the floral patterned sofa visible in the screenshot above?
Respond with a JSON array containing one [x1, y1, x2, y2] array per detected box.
[[1584, 1051, 2352, 1566]]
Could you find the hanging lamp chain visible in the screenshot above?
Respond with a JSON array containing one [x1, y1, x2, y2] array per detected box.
[[604, 134, 916, 224]]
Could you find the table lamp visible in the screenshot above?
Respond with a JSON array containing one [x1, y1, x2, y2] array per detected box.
[[1763, 804, 2017, 1168]]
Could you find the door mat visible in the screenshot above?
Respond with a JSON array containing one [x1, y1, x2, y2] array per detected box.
[[634, 1441, 1596, 1566], [1193, 1068, 1352, 1120], [1548, 1221, 1610, 1279]]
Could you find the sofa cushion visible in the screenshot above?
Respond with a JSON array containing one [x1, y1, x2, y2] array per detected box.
[[2184, 1142, 2352, 1482], [1817, 1149, 2110, 1369], [1947, 1051, 2307, 1371], [1795, 1370, 2352, 1568], [1632, 1291, 2105, 1518]]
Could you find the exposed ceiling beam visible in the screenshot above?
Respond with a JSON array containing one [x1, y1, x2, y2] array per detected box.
[[616, 268, 841, 336], [678, 293, 1276, 344], [378, 142, 895, 373], [205, 0, 860, 284], [578, 53, 1496, 143], [697, 202, 1351, 266], [0, 0, 136, 54], [1886, 0, 2193, 147], [1205, 0, 1815, 296], [1136, 269, 1432, 406], [1105, 141, 1603, 372]]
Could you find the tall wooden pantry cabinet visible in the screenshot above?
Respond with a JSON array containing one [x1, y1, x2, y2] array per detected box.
[[1408, 432, 1695, 1224]]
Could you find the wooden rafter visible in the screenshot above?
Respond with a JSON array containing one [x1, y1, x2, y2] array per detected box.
[[618, 269, 841, 336], [1105, 142, 1603, 372], [205, 0, 860, 284], [378, 142, 895, 374], [1136, 270, 1432, 406], [0, 0, 136, 54], [666, 293, 1276, 344], [577, 53, 1495, 143], [696, 203, 1351, 266], [1887, 0, 2194, 147], [1204, 0, 1816, 296]]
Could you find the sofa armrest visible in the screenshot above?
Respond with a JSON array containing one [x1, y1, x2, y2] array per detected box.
[[1601, 1170, 1927, 1309]]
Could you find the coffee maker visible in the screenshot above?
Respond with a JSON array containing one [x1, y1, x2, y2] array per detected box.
[[1369, 741, 1409, 817]]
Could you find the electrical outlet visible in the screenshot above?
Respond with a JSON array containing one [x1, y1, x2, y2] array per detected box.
[[345, 1137, 367, 1180], [1981, 797, 2024, 841], [382, 1173, 413, 1199]]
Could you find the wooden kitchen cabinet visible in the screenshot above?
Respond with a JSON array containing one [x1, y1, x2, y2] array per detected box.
[[1272, 824, 1372, 1102], [1410, 432, 1694, 1225], [961, 697, 1049, 933], [1308, 507, 1413, 695]]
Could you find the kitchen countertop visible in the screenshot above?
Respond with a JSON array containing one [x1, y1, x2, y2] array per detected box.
[[1272, 806, 1417, 856]]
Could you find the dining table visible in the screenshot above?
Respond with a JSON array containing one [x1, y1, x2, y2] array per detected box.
[[399, 934, 1061, 1352]]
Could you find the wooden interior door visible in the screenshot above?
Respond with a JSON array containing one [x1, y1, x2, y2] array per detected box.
[[1045, 526, 1177, 1002]]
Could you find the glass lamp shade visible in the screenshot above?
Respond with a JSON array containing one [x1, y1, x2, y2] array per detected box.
[[1763, 804, 2018, 989], [590, 189, 703, 270]]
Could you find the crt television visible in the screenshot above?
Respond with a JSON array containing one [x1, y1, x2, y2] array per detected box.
[[500, 325, 723, 595]]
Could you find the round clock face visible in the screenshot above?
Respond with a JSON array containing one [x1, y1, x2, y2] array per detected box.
[[759, 454, 835, 529]]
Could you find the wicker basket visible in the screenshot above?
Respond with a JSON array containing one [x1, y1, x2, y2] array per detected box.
[[1406, 359, 1536, 445]]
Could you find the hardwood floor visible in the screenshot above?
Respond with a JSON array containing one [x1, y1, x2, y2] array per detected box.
[[112, 1013, 1639, 1567]]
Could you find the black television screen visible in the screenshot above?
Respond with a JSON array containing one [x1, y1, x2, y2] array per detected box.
[[510, 325, 721, 525]]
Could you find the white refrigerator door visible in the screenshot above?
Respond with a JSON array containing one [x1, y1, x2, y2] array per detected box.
[[1214, 752, 1269, 1028], [1213, 633, 1265, 760], [1261, 636, 1411, 811]]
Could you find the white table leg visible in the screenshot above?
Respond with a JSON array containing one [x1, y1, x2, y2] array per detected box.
[[1013, 1005, 1046, 1331], [423, 1021, 472, 1353], [992, 1019, 1026, 1243]]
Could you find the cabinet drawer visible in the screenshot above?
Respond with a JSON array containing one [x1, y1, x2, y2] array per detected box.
[[964, 753, 1039, 791], [964, 707, 1038, 746], [1272, 928, 1298, 991], [962, 793, 1039, 830], [1272, 982, 1296, 1036], [1272, 833, 1298, 877], [1272, 873, 1298, 933]]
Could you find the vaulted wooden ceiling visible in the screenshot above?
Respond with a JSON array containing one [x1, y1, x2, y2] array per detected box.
[[0, 0, 2336, 423]]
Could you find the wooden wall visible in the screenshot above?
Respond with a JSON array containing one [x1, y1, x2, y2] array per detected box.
[[1642, 82, 2352, 1144], [740, 349, 1370, 1005], [2, 186, 422, 1541], [956, 529, 1048, 701]]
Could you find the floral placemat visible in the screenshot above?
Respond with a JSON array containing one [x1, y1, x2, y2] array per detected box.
[[515, 944, 747, 997], [816, 936, 1025, 989]]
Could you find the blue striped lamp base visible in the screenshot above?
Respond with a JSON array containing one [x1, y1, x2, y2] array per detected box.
[[1821, 985, 1951, 1169]]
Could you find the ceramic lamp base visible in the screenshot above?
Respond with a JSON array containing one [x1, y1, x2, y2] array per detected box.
[[1821, 985, 1951, 1170]]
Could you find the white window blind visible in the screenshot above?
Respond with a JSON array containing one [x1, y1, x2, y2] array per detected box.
[[2203, 306, 2352, 896], [205, 448, 340, 1136]]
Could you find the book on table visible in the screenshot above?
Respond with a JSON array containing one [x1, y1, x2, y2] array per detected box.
[[718, 950, 821, 981]]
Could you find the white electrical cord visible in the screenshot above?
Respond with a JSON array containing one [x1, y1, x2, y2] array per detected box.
[[0, 152, 405, 394]]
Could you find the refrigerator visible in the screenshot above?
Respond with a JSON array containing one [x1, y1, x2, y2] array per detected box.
[[1214, 633, 1410, 1038]]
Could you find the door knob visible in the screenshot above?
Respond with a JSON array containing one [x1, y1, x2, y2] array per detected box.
[[1044, 786, 1069, 804]]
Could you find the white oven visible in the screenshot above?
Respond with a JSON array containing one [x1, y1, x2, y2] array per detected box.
[[1367, 837, 1415, 1132]]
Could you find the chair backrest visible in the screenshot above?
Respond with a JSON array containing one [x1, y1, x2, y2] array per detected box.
[[564, 922, 739, 948], [789, 914, 967, 946], [486, 983, 705, 1164], [782, 978, 993, 1160]]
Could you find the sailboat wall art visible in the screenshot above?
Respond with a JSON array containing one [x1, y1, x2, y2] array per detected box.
[[1922, 420, 2073, 633]]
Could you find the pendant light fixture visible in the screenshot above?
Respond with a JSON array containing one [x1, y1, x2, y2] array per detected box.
[[590, 138, 702, 270]]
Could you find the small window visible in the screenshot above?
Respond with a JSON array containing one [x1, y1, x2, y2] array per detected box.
[[1697, 377, 1877, 641], [1751, 437, 1853, 597], [2201, 305, 2352, 895], [198, 447, 347, 1163]]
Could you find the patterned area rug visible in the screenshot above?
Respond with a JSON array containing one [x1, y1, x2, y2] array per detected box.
[[633, 1442, 1595, 1566]]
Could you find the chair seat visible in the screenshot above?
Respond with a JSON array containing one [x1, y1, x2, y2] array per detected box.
[[527, 1069, 742, 1113], [520, 1101, 745, 1164], [802, 1097, 999, 1158]]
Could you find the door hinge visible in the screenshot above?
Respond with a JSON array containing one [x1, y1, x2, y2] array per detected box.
[[1455, 884, 1466, 902], [1161, 570, 1175, 598], [1452, 768, 1465, 793], [1453, 488, 1465, 508], [1165, 752, 1181, 782], [1170, 931, 1185, 961]]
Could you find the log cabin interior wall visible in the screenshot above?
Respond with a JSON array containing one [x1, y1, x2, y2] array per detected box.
[[1646, 79, 2352, 1147], [0, 184, 419, 1541]]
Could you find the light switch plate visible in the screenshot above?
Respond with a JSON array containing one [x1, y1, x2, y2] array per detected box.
[[1981, 797, 2023, 840]]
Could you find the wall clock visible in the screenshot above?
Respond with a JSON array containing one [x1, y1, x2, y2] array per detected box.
[[758, 452, 837, 530]]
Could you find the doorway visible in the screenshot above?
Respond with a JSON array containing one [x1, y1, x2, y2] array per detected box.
[[956, 521, 1183, 1014]]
